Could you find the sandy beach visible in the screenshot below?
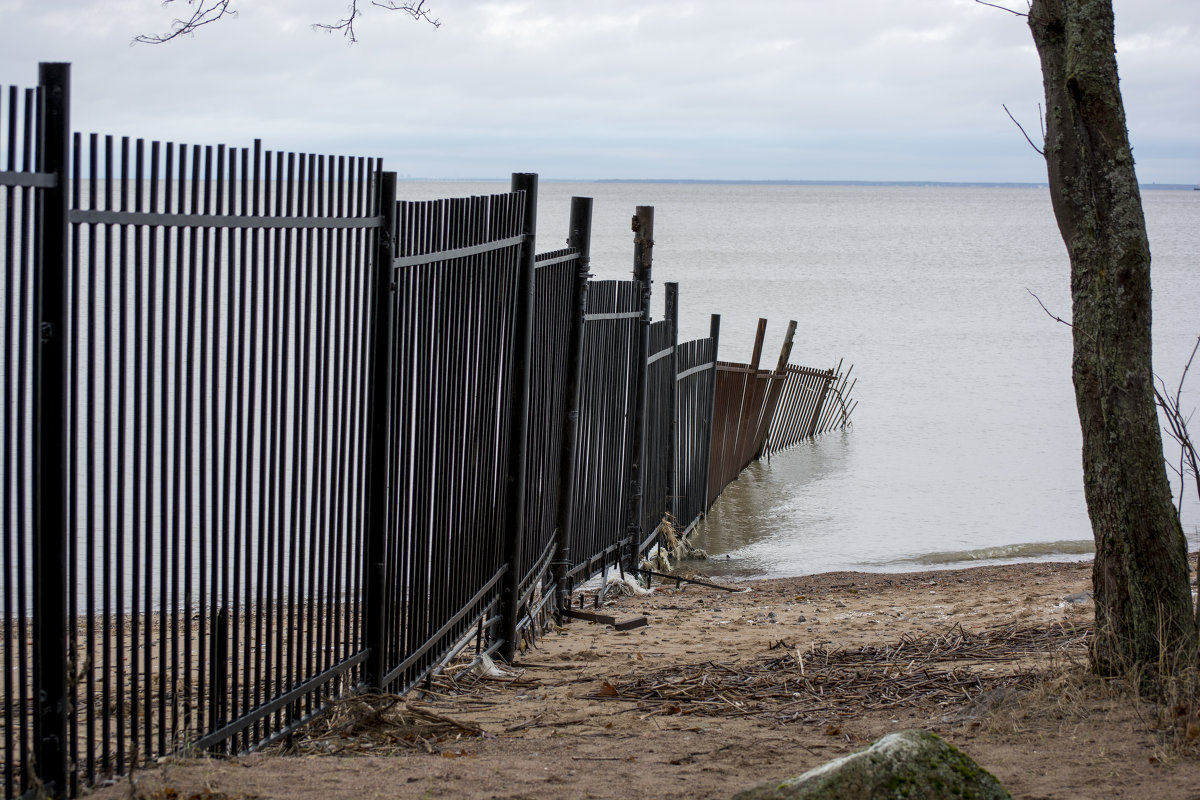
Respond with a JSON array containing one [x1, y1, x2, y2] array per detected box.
[[89, 559, 1200, 800]]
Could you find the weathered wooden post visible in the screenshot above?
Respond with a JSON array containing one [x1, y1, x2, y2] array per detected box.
[[624, 206, 653, 570]]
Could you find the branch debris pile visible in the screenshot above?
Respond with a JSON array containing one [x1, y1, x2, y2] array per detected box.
[[588, 622, 1092, 721]]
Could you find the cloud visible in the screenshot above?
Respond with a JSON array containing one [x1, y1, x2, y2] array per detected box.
[[1, 0, 1196, 182]]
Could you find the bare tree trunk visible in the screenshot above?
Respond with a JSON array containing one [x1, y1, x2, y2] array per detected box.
[[1029, 0, 1197, 676]]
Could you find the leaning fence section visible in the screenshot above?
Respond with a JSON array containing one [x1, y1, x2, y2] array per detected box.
[[763, 361, 856, 454], [639, 317, 676, 549], [565, 279, 643, 585], [1, 79, 43, 800], [707, 318, 862, 508], [518, 246, 582, 622], [375, 190, 527, 693], [707, 318, 786, 508], [671, 329, 719, 535]]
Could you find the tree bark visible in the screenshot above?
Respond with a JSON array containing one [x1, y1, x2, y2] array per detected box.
[[1029, 0, 1197, 676]]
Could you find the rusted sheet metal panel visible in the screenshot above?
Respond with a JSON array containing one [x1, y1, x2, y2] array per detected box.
[[707, 319, 857, 503]]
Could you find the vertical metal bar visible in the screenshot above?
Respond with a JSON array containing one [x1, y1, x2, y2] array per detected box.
[[305, 151, 325, 709], [362, 171, 397, 689], [702, 314, 720, 512], [498, 173, 537, 663], [115, 134, 129, 774], [72, 128, 87, 792], [145, 138, 161, 763], [807, 369, 835, 439], [623, 206, 653, 568], [16, 85, 35, 799], [99, 132, 113, 779], [551, 197, 590, 616], [4, 85, 19, 800], [32, 61, 70, 799], [167, 139, 185, 756]]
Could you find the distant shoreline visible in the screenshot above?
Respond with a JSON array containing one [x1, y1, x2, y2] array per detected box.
[[395, 177, 1198, 190]]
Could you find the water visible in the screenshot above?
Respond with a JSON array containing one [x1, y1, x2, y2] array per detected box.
[[401, 181, 1200, 577]]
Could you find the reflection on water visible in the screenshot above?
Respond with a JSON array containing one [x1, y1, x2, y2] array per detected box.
[[693, 433, 855, 578]]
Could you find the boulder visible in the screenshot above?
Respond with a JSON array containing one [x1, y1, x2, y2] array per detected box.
[[732, 729, 1010, 800]]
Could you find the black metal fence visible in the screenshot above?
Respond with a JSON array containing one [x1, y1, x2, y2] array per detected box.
[[2, 62, 854, 799], [2, 73, 49, 800]]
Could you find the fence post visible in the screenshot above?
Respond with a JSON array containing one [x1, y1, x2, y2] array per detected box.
[[702, 313, 721, 513], [755, 320, 797, 459], [499, 173, 538, 662], [623, 206, 653, 568], [663, 282, 680, 525], [551, 196, 592, 617], [362, 171, 398, 689], [33, 61, 71, 799]]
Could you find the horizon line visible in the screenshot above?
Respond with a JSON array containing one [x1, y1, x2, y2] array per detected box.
[[394, 177, 1197, 190]]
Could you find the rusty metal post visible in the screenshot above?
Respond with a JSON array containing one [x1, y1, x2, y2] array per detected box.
[[702, 313, 720, 513], [663, 282, 680, 524], [623, 206, 653, 569]]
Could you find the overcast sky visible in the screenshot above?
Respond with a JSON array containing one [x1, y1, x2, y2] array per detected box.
[[2, 0, 1197, 183]]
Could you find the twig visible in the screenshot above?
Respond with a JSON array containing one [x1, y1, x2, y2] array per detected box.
[[134, 0, 235, 45], [1027, 288, 1070, 328], [1004, 104, 1046, 156], [314, 0, 440, 43], [1153, 336, 1200, 517], [403, 701, 485, 735], [974, 0, 1030, 17]]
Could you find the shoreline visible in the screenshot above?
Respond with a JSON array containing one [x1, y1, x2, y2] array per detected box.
[[86, 558, 1200, 799]]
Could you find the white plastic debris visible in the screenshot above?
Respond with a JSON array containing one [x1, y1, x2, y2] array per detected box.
[[471, 652, 520, 678], [605, 572, 653, 597]]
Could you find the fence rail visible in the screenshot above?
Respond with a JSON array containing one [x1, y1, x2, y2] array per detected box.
[[2, 62, 854, 800]]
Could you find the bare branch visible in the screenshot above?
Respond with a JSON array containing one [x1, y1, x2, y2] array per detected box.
[[373, 0, 442, 28], [1004, 104, 1045, 156], [1027, 288, 1071, 329], [313, 0, 441, 41], [139, 0, 439, 45], [312, 0, 365, 43], [1174, 335, 1199, 403], [1153, 336, 1200, 515], [134, 0, 236, 45], [974, 0, 1030, 17]]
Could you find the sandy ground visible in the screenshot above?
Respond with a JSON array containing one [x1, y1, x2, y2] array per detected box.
[[89, 559, 1200, 800]]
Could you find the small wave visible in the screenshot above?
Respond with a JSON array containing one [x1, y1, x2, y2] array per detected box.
[[899, 539, 1095, 566]]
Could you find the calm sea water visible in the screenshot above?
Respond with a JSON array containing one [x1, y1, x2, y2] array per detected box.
[[402, 181, 1200, 577]]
